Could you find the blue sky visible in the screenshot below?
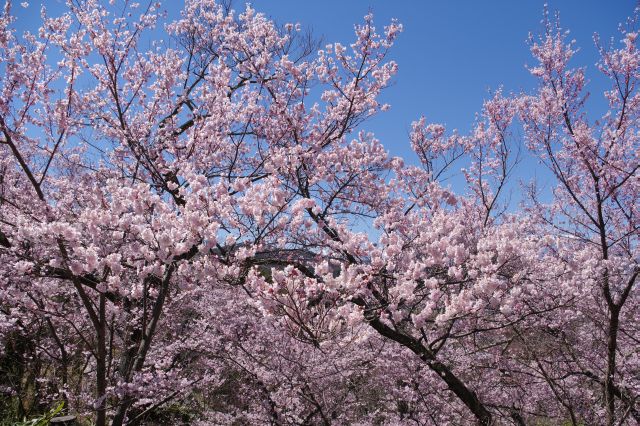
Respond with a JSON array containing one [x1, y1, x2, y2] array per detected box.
[[247, 1, 637, 207], [13, 1, 634, 155], [11, 1, 636, 201], [244, 1, 635, 205], [247, 1, 634, 159]]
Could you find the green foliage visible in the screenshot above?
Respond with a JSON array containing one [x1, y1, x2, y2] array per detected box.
[[8, 401, 64, 426]]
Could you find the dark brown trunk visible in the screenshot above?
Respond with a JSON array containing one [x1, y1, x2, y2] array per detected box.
[[96, 294, 107, 426], [112, 267, 175, 425], [366, 315, 493, 425], [605, 307, 619, 426]]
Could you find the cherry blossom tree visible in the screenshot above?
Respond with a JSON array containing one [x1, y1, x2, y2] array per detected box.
[[516, 8, 639, 425], [249, 7, 640, 425], [0, 0, 638, 425], [0, 0, 402, 423]]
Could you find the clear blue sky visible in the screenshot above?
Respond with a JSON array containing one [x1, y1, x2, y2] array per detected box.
[[244, 1, 635, 204], [14, 1, 634, 152], [247, 1, 634, 160], [11, 1, 636, 195]]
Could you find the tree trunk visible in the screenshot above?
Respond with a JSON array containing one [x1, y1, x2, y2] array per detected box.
[[96, 294, 107, 426], [604, 306, 619, 426], [367, 315, 493, 425]]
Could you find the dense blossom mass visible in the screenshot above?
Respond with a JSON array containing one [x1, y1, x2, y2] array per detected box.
[[0, 0, 638, 425]]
